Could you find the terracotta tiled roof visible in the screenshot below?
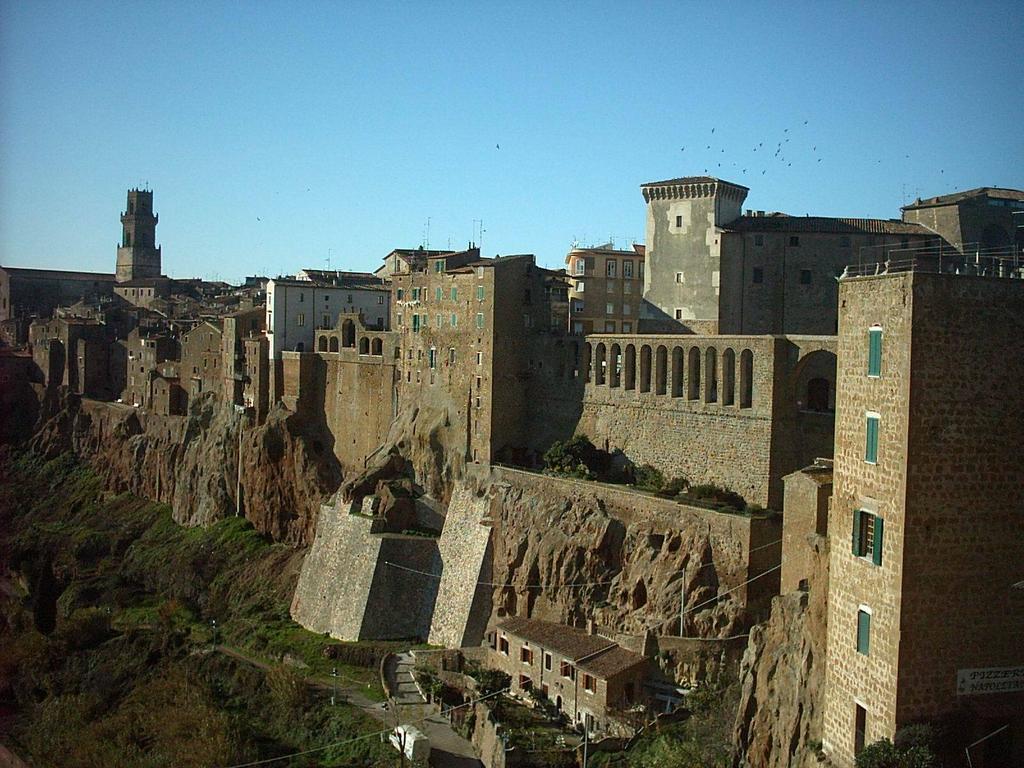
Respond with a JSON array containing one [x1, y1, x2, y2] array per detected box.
[[902, 187, 1024, 209], [497, 617, 647, 679], [722, 215, 930, 236]]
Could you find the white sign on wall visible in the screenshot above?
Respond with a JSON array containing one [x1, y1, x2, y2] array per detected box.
[[956, 666, 1024, 696]]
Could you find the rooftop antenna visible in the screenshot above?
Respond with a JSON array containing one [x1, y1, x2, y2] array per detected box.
[[326, 248, 332, 271]]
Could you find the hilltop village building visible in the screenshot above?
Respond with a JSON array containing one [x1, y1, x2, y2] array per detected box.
[[816, 267, 1024, 768], [639, 178, 1024, 335], [565, 243, 646, 335], [389, 248, 570, 464], [265, 271, 390, 358]]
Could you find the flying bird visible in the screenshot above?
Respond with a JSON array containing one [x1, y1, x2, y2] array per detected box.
[[496, 144, 500, 149], [711, 127, 715, 133], [803, 120, 808, 125]]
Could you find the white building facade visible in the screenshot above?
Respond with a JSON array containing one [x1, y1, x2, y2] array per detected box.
[[266, 274, 390, 359]]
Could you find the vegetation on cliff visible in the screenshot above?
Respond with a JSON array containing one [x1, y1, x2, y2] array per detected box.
[[0, 450, 390, 767]]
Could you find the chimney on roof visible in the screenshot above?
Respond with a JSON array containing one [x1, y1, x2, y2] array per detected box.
[[745, 209, 753, 216], [587, 618, 598, 636], [757, 210, 765, 217]]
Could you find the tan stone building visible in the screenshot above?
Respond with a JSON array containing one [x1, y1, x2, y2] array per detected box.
[[391, 248, 570, 464], [565, 243, 645, 335], [123, 327, 178, 409], [821, 266, 1024, 767], [180, 320, 223, 399], [639, 177, 1023, 336], [489, 617, 648, 736]]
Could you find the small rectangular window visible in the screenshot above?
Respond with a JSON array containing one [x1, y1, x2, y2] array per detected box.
[[623, 260, 633, 278], [476, 286, 485, 301], [575, 281, 585, 292], [397, 288, 404, 300], [867, 327, 883, 377], [476, 352, 483, 365], [674, 308, 683, 320], [476, 313, 484, 329], [435, 287, 443, 302], [499, 636, 509, 655], [675, 271, 684, 284], [856, 608, 871, 655], [412, 315, 420, 332], [622, 304, 631, 315], [450, 286, 458, 301], [753, 267, 764, 284], [675, 214, 683, 227], [638, 262, 644, 281], [412, 287, 421, 301], [606, 302, 614, 315], [789, 236, 800, 247], [560, 661, 574, 679], [322, 314, 330, 327], [583, 673, 596, 693], [855, 704, 867, 755], [520, 646, 532, 664], [606, 260, 617, 278], [800, 269, 812, 284], [450, 314, 457, 327], [852, 510, 884, 565], [435, 260, 444, 273], [622, 321, 632, 333], [604, 321, 615, 332], [865, 413, 880, 463], [296, 312, 305, 327], [574, 259, 586, 276]]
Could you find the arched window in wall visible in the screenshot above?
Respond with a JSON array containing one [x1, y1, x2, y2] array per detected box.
[[624, 344, 636, 390], [318, 336, 328, 352], [687, 347, 701, 400], [639, 345, 652, 393], [740, 349, 754, 408], [655, 346, 667, 395], [671, 347, 684, 398], [595, 343, 607, 385], [609, 344, 622, 387], [722, 348, 736, 405], [705, 347, 718, 403], [582, 343, 592, 381], [371, 338, 383, 356], [359, 337, 370, 355], [341, 319, 356, 348]]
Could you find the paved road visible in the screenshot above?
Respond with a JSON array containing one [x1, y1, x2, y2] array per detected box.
[[384, 652, 482, 768]]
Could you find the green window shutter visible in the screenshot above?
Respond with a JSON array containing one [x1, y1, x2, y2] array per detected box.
[[857, 610, 871, 655], [865, 416, 879, 463], [868, 329, 882, 376], [872, 517, 884, 566], [852, 510, 862, 556]]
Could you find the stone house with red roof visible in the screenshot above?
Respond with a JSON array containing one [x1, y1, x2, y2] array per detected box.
[[488, 617, 649, 736]]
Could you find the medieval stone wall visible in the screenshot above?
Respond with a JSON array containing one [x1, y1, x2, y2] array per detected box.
[[428, 484, 493, 648]]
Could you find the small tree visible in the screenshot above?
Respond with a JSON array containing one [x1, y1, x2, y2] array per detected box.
[[856, 738, 937, 768]]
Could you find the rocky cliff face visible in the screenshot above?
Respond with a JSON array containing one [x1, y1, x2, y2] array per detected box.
[[732, 535, 829, 768], [28, 391, 340, 546]]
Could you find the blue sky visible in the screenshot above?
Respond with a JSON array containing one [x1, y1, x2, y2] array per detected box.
[[1, 1, 1021, 281]]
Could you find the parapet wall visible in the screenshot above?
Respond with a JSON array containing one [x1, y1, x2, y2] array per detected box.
[[555, 334, 837, 508]]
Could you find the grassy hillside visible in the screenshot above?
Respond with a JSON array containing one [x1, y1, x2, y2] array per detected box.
[[0, 450, 392, 767]]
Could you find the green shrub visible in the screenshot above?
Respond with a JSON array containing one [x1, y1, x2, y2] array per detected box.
[[856, 738, 937, 768], [686, 483, 746, 511], [658, 476, 690, 498], [542, 435, 600, 478], [633, 464, 665, 493]]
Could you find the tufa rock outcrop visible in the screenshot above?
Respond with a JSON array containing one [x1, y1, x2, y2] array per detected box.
[[28, 391, 340, 546], [733, 534, 829, 768]]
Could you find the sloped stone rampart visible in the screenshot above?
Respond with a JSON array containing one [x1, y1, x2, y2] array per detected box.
[[428, 484, 493, 648], [290, 503, 382, 640]]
